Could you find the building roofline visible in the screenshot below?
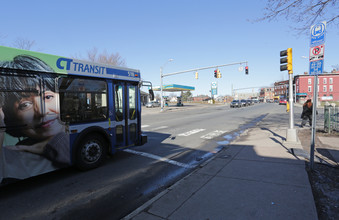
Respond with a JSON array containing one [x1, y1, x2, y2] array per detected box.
[[295, 73, 339, 77]]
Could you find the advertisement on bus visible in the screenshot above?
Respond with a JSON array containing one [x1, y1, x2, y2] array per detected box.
[[0, 47, 71, 183]]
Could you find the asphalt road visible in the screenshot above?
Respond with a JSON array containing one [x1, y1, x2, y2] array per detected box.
[[0, 103, 289, 220]]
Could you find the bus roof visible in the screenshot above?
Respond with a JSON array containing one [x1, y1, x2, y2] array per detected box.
[[0, 46, 141, 81]]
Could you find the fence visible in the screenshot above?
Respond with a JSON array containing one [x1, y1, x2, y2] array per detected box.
[[324, 105, 339, 133]]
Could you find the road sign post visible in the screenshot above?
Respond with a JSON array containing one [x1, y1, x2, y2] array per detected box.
[[309, 21, 326, 170]]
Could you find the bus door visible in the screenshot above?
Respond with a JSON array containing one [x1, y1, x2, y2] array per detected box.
[[113, 82, 139, 149]]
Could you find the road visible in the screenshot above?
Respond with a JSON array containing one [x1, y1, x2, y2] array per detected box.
[[0, 103, 290, 220]]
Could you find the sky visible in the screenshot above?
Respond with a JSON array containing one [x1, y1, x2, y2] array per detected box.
[[1, 0, 338, 97]]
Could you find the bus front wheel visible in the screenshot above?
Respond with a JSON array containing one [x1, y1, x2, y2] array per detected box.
[[75, 134, 107, 170]]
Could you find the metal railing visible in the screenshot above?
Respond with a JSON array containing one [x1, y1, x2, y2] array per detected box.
[[324, 105, 339, 133]]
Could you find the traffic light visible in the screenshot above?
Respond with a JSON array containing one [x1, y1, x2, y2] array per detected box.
[[195, 71, 198, 79], [245, 66, 249, 75], [214, 69, 217, 78], [280, 48, 293, 74], [217, 69, 221, 78]]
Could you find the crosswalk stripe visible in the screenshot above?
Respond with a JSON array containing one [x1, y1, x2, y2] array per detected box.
[[151, 126, 168, 131], [178, 129, 205, 137], [200, 130, 227, 139], [123, 149, 195, 169]]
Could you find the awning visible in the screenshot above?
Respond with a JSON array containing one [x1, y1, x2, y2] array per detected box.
[[153, 84, 195, 92]]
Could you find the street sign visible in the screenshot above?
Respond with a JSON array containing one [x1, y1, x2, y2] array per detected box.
[[310, 21, 326, 47], [211, 88, 217, 95], [309, 21, 326, 76], [309, 44, 324, 61], [309, 60, 324, 75], [211, 82, 217, 89], [211, 82, 217, 95]]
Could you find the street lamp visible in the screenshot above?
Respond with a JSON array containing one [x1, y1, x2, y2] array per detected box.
[[160, 59, 174, 112]]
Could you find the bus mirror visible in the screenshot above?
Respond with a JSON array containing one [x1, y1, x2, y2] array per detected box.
[[149, 89, 154, 100]]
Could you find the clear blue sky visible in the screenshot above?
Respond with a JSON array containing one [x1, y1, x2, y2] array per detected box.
[[1, 0, 338, 96]]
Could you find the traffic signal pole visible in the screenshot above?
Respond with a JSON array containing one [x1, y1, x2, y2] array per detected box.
[[288, 71, 294, 129], [160, 61, 248, 111], [280, 48, 298, 143]]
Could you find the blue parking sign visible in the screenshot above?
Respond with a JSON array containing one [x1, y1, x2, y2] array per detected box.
[[309, 60, 324, 75], [310, 22, 326, 47], [309, 21, 326, 75]]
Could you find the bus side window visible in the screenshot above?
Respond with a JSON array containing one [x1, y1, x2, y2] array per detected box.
[[114, 85, 123, 121], [59, 77, 107, 123], [129, 86, 136, 120]]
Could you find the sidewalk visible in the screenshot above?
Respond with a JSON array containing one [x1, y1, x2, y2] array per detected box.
[[125, 113, 318, 220]]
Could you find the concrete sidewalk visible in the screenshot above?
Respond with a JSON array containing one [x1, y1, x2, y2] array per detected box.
[[126, 113, 318, 220]]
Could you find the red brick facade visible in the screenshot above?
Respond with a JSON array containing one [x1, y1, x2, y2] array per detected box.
[[274, 80, 289, 98], [295, 74, 339, 103]]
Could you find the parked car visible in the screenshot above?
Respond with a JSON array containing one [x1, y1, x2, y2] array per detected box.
[[246, 100, 253, 106], [279, 99, 287, 105], [230, 100, 241, 108], [240, 99, 247, 107], [145, 101, 160, 108]]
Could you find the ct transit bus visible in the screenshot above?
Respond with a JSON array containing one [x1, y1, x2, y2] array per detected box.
[[0, 46, 149, 184]]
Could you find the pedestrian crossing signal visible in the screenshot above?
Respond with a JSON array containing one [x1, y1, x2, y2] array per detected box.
[[280, 48, 293, 74]]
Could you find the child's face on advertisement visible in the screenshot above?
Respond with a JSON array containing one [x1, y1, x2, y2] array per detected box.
[[13, 88, 63, 140]]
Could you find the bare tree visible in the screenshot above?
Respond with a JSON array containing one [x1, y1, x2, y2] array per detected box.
[[86, 47, 126, 66], [12, 38, 36, 50], [332, 64, 339, 71], [256, 0, 339, 33]]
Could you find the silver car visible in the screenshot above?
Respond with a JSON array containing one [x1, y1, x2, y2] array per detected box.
[[145, 101, 161, 108], [230, 100, 241, 108]]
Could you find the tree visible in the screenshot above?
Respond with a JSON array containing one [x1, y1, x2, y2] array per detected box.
[[12, 38, 36, 50], [257, 0, 339, 33], [181, 91, 193, 101], [86, 47, 126, 66], [331, 64, 339, 72]]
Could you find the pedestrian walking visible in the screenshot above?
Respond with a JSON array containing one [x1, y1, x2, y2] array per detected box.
[[301, 99, 313, 127]]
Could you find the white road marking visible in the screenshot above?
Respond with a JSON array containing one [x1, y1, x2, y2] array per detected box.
[[151, 126, 169, 131], [141, 125, 150, 128], [123, 149, 195, 169], [200, 130, 227, 140], [178, 129, 205, 137]]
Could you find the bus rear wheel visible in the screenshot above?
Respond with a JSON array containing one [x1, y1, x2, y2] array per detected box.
[[75, 134, 107, 170]]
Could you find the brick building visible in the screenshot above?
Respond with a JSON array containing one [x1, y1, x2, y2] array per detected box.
[[274, 80, 289, 98], [192, 95, 210, 102], [295, 73, 339, 103], [259, 87, 274, 102]]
